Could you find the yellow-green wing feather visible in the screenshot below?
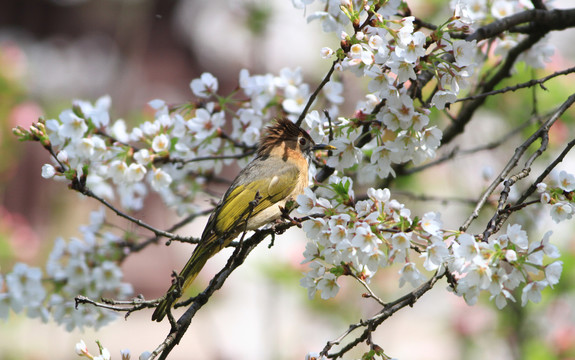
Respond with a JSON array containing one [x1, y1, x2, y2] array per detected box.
[[215, 165, 299, 232]]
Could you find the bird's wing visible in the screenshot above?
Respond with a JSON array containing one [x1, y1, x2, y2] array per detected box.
[[211, 158, 300, 237]]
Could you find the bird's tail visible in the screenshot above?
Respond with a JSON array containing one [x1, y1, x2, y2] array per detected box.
[[152, 236, 218, 322]]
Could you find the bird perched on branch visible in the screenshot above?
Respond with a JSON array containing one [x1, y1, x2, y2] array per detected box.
[[152, 118, 335, 322]]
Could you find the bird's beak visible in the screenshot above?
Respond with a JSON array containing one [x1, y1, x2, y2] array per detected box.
[[313, 144, 336, 151]]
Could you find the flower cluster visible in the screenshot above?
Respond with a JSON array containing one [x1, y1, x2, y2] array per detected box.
[[537, 170, 575, 223], [0, 208, 132, 331], [297, 177, 563, 310], [15, 65, 344, 217], [294, 0, 480, 179], [450, 225, 562, 309], [297, 176, 447, 299]]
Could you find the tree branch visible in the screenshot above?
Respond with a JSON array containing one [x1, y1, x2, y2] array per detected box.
[[149, 221, 298, 360], [460, 92, 575, 233], [320, 272, 444, 359]]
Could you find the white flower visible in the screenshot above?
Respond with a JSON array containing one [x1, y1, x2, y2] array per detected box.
[[550, 202, 573, 223], [348, 44, 373, 66], [368, 35, 384, 49], [75, 340, 88, 356], [59, 109, 88, 139], [190, 72, 218, 98], [187, 108, 225, 139], [56, 150, 69, 163], [540, 231, 560, 258], [506, 224, 528, 250], [125, 163, 147, 183], [108, 160, 128, 183], [148, 98, 166, 111], [76, 137, 96, 159], [323, 81, 344, 104], [320, 47, 334, 58], [558, 170, 575, 192], [395, 31, 427, 63], [352, 223, 381, 253], [66, 258, 90, 290], [399, 262, 426, 288], [326, 136, 362, 171], [6, 263, 46, 310], [431, 90, 457, 110], [453, 233, 479, 261], [505, 249, 517, 262], [297, 188, 320, 214], [92, 261, 123, 291], [42, 164, 57, 179], [151, 168, 173, 191], [422, 236, 449, 271], [275, 67, 303, 88], [74, 95, 111, 128], [387, 54, 417, 83], [134, 149, 152, 165], [241, 126, 260, 146], [420, 212, 442, 236], [283, 84, 310, 114], [452, 39, 477, 67], [491, 0, 516, 19], [151, 134, 170, 153], [45, 119, 65, 147], [519, 39, 554, 68], [545, 261, 562, 287], [317, 273, 340, 299], [377, 0, 400, 17], [494, 38, 518, 57], [521, 280, 548, 306], [367, 187, 390, 204], [536, 182, 547, 193], [302, 218, 327, 240]]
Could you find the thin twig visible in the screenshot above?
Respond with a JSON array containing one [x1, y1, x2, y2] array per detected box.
[[350, 273, 387, 307], [455, 66, 575, 103], [320, 272, 444, 359], [296, 60, 339, 127], [515, 137, 575, 205], [72, 181, 189, 242]]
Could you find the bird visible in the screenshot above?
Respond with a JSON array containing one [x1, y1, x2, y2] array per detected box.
[[152, 118, 335, 322]]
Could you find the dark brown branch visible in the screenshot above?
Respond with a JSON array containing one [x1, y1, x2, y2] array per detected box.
[[150, 221, 298, 360], [467, 8, 575, 43]]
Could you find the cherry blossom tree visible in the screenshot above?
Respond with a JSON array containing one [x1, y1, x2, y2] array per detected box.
[[5, 0, 575, 359]]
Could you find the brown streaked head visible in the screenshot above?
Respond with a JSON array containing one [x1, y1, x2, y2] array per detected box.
[[258, 118, 314, 156]]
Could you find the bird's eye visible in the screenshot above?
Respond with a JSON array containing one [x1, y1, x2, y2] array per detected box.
[[299, 137, 307, 146]]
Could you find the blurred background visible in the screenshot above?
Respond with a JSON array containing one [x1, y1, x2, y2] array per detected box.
[[1, 0, 575, 359]]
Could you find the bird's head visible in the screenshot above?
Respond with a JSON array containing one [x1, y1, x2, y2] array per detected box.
[[258, 119, 335, 162]]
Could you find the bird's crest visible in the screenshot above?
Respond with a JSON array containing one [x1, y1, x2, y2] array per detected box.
[[258, 118, 312, 155]]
